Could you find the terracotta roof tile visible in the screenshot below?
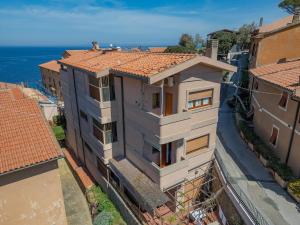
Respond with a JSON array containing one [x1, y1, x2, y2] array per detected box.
[[148, 47, 167, 53], [39, 60, 60, 73], [59, 51, 196, 76], [258, 15, 293, 34], [0, 88, 62, 174], [250, 60, 300, 95]]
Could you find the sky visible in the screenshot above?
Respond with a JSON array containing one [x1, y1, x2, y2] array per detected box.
[[0, 0, 288, 47]]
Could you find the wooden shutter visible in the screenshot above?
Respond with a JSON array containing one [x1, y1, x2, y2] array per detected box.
[[186, 135, 209, 154], [278, 92, 288, 108], [269, 127, 278, 145], [188, 89, 213, 101]]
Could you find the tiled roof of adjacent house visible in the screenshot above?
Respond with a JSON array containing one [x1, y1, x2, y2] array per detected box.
[[0, 88, 62, 174], [258, 15, 293, 34], [148, 47, 167, 53], [64, 50, 90, 57], [39, 60, 60, 73], [250, 59, 300, 96], [59, 50, 236, 78]]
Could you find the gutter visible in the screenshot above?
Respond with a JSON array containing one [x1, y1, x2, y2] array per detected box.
[[0, 156, 63, 177], [285, 98, 300, 164]]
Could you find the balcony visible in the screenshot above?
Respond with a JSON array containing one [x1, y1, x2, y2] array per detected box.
[[151, 157, 189, 189]]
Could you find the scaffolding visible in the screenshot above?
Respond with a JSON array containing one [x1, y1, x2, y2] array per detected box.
[[146, 159, 224, 225]]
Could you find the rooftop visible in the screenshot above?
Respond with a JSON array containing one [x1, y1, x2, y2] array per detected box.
[[0, 88, 62, 174], [250, 59, 300, 97], [258, 15, 294, 34], [148, 47, 167, 53], [59, 50, 236, 80], [39, 60, 61, 73]]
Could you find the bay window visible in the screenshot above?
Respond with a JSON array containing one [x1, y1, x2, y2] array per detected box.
[[88, 75, 115, 102], [93, 118, 117, 144]]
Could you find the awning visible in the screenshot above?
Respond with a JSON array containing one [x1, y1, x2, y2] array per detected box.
[[109, 158, 170, 213]]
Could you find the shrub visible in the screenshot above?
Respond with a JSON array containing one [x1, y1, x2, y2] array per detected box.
[[93, 211, 113, 225], [52, 125, 65, 141], [272, 163, 294, 182], [238, 121, 256, 143], [87, 186, 125, 225], [288, 179, 300, 197]]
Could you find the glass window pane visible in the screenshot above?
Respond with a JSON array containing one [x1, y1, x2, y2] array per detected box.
[[188, 101, 194, 109], [195, 100, 201, 107], [102, 76, 109, 87], [89, 75, 100, 87], [93, 126, 104, 143], [202, 98, 209, 105], [89, 85, 100, 101], [102, 87, 110, 102]]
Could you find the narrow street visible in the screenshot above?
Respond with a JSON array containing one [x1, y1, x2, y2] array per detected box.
[[216, 78, 300, 225], [58, 159, 93, 225]]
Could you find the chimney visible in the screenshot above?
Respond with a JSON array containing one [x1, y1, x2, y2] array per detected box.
[[259, 17, 264, 27], [205, 39, 219, 60], [92, 41, 100, 50], [292, 7, 300, 23]]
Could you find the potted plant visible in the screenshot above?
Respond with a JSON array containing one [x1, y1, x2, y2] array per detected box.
[[287, 179, 300, 203]]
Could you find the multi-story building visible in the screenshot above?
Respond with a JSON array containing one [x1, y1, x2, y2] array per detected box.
[[39, 60, 63, 101], [58, 49, 236, 221], [0, 86, 67, 225], [249, 12, 300, 68], [249, 59, 300, 177]]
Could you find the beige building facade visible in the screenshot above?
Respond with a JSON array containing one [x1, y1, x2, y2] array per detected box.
[[59, 50, 236, 218], [250, 60, 300, 177]]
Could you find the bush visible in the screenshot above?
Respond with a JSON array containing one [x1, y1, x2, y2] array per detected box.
[[272, 163, 294, 182], [238, 121, 256, 143], [93, 211, 113, 225], [288, 179, 300, 197], [164, 45, 197, 53], [87, 186, 125, 225], [52, 125, 65, 141]]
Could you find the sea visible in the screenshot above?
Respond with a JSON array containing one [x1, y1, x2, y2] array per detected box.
[[0, 45, 152, 89]]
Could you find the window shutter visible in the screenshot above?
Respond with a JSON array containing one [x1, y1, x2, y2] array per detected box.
[[269, 127, 278, 145], [189, 89, 213, 101], [278, 92, 288, 108], [186, 135, 209, 154]]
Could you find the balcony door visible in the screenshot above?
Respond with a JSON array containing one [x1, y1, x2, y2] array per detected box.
[[165, 93, 173, 116], [160, 143, 172, 168]]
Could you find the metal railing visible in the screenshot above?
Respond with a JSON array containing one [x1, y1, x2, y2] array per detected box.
[[214, 147, 271, 225]]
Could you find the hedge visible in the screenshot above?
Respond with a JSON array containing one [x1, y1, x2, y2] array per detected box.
[[288, 179, 300, 198]]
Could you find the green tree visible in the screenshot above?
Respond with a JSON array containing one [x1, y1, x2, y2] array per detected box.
[[237, 23, 257, 50], [278, 0, 300, 14], [179, 33, 194, 48], [211, 31, 237, 55]]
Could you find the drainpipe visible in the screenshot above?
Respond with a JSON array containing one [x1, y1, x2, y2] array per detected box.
[[160, 80, 164, 116], [285, 99, 300, 164], [72, 69, 86, 166]]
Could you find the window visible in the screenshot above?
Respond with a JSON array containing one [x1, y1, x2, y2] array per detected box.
[[97, 158, 108, 179], [89, 75, 101, 101], [152, 93, 160, 109], [188, 89, 213, 110], [61, 64, 68, 71], [93, 118, 117, 144], [110, 170, 120, 187], [186, 134, 209, 155], [278, 91, 288, 109], [269, 126, 279, 146], [88, 75, 115, 102], [80, 110, 88, 121]]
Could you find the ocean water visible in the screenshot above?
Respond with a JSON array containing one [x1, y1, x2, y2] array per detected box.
[[0, 46, 87, 88]]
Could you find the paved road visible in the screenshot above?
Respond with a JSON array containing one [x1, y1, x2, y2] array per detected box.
[[216, 89, 300, 225], [58, 159, 93, 225]]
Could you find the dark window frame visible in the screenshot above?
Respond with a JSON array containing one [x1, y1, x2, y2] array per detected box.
[[152, 93, 160, 109]]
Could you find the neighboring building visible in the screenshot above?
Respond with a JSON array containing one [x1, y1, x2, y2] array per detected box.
[[0, 87, 67, 225], [39, 60, 63, 101], [249, 14, 300, 68], [58, 49, 236, 222], [249, 59, 300, 177], [148, 47, 167, 53]]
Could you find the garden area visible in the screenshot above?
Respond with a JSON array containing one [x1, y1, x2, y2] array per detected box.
[[51, 115, 66, 145], [86, 186, 126, 225]]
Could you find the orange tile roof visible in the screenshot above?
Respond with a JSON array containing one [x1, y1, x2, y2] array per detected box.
[[0, 82, 19, 90], [64, 50, 90, 57], [148, 47, 167, 53], [39, 60, 60, 73], [258, 15, 293, 33], [0, 88, 62, 174], [59, 51, 197, 77], [250, 60, 300, 96]]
